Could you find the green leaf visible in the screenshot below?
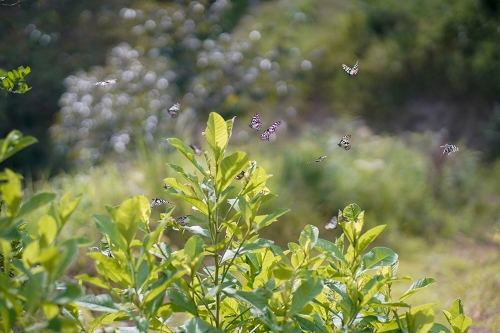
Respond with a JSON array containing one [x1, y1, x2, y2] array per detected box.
[[115, 196, 147, 246], [314, 238, 347, 263], [183, 317, 224, 333], [399, 277, 436, 301], [356, 225, 386, 254], [359, 247, 398, 275], [92, 214, 127, 251], [299, 224, 319, 252], [289, 277, 323, 316], [0, 130, 37, 163], [167, 138, 208, 177], [407, 303, 435, 333], [166, 289, 197, 315], [216, 152, 249, 194], [238, 196, 253, 225], [221, 238, 274, 263], [185, 235, 204, 263], [294, 314, 330, 333], [75, 294, 119, 312], [255, 208, 289, 229], [17, 192, 56, 219], [241, 166, 271, 197], [225, 288, 269, 312], [76, 274, 110, 289], [428, 323, 451, 333], [50, 284, 82, 304], [450, 315, 472, 333], [449, 299, 464, 317], [205, 112, 229, 162], [343, 203, 362, 222], [0, 169, 22, 217]]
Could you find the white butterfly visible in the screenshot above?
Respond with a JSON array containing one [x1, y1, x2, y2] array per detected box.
[[325, 216, 338, 229], [150, 198, 169, 208], [307, 156, 327, 164], [440, 144, 459, 155], [338, 135, 351, 150], [168, 103, 180, 118], [342, 61, 359, 76], [94, 79, 117, 86], [261, 121, 282, 141], [249, 113, 263, 131]]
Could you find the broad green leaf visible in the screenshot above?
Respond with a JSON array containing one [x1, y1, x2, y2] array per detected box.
[[50, 284, 82, 304], [343, 203, 362, 222], [167, 138, 207, 177], [183, 317, 224, 333], [38, 215, 58, 246], [185, 235, 204, 263], [168, 193, 208, 215], [294, 314, 330, 333], [183, 225, 211, 238], [166, 288, 197, 315], [428, 323, 451, 333], [450, 315, 472, 333], [205, 112, 229, 162], [399, 278, 436, 301], [407, 303, 435, 333], [238, 196, 253, 225], [0, 130, 37, 163], [216, 152, 249, 194], [163, 177, 196, 196], [0, 169, 22, 215], [144, 271, 185, 310], [225, 288, 269, 311], [221, 238, 273, 263], [315, 238, 347, 263], [76, 274, 110, 289], [289, 277, 323, 316], [115, 196, 146, 245], [92, 214, 127, 250], [356, 225, 386, 254], [75, 294, 119, 312], [359, 247, 398, 274], [449, 298, 465, 317], [58, 193, 82, 226], [255, 208, 289, 229], [299, 224, 319, 252]]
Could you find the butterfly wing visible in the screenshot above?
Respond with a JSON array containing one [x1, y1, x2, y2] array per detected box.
[[325, 216, 338, 229], [235, 171, 245, 180], [342, 64, 352, 75], [342, 62, 358, 76], [261, 129, 271, 141], [168, 103, 180, 118], [150, 198, 169, 208], [249, 113, 263, 130], [338, 135, 351, 150]]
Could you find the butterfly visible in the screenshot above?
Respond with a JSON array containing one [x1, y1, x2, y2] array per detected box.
[[163, 184, 170, 190], [94, 79, 116, 86], [249, 113, 263, 131], [175, 215, 189, 226], [150, 198, 169, 208], [235, 171, 245, 180], [261, 121, 282, 141], [338, 135, 352, 150], [440, 144, 459, 155], [189, 144, 202, 156], [307, 156, 327, 164], [325, 216, 338, 229], [342, 61, 359, 76], [168, 103, 180, 118]]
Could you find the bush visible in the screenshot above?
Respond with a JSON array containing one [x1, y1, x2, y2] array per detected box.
[[75, 113, 472, 332]]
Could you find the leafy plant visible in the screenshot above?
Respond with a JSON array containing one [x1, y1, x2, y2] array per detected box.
[[0, 66, 31, 94], [78, 112, 471, 332], [0, 130, 86, 332]]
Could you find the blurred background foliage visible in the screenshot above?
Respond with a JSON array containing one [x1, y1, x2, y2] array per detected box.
[[2, 0, 500, 329]]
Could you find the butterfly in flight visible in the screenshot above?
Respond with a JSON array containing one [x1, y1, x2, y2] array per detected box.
[[338, 135, 352, 150], [249, 113, 263, 131], [325, 216, 338, 230], [342, 61, 359, 76], [261, 121, 282, 141], [168, 103, 180, 118], [235, 170, 245, 180], [163, 184, 170, 190], [440, 143, 459, 155], [189, 144, 202, 156], [94, 79, 116, 86], [150, 198, 169, 208], [307, 156, 327, 164]]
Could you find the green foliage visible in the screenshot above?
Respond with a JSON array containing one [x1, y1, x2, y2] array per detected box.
[[78, 112, 471, 332], [0, 131, 86, 332], [0, 66, 31, 94]]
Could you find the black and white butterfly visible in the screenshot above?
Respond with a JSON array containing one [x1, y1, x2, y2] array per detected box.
[[338, 135, 352, 150], [440, 144, 459, 155], [307, 156, 327, 164], [168, 103, 180, 118], [190, 144, 202, 156], [94, 79, 116, 86], [235, 170, 245, 180], [163, 184, 170, 190], [342, 61, 359, 76], [249, 113, 263, 131], [325, 216, 338, 230], [175, 215, 189, 226], [261, 121, 282, 141], [150, 198, 169, 208]]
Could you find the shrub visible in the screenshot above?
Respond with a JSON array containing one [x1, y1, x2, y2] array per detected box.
[[76, 113, 472, 332]]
